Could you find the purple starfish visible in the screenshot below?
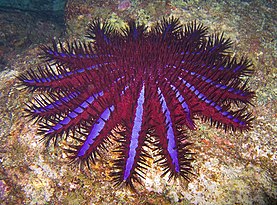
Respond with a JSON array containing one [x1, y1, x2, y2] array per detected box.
[[18, 17, 254, 189]]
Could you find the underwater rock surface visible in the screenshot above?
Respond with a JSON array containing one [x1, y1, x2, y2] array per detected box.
[[0, 0, 276, 204], [0, 0, 66, 12]]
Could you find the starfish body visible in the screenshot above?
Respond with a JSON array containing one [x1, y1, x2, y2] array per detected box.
[[19, 17, 254, 189]]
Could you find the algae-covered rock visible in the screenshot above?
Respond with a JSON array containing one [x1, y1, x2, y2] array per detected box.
[[0, 0, 66, 12]]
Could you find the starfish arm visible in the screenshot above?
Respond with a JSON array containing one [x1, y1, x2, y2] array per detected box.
[[38, 91, 113, 145], [165, 82, 195, 130], [148, 85, 193, 180], [67, 81, 134, 164], [67, 105, 117, 164], [178, 70, 254, 104], [18, 63, 106, 91], [111, 84, 151, 189], [26, 91, 82, 119], [41, 40, 99, 68]]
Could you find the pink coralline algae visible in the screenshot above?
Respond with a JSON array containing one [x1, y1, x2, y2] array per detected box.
[[118, 0, 131, 11]]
